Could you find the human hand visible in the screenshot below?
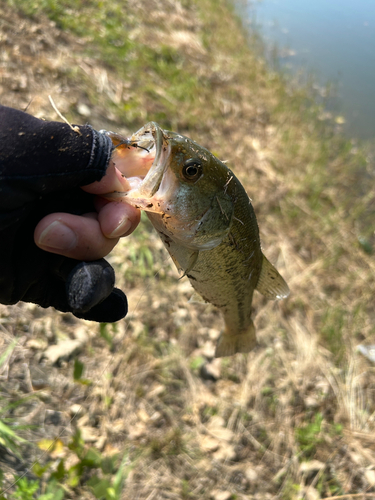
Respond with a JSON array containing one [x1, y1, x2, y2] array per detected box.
[[31, 160, 140, 323], [34, 161, 140, 261], [0, 106, 139, 322]]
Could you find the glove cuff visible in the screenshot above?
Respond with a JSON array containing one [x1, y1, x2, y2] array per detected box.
[[88, 126, 114, 172]]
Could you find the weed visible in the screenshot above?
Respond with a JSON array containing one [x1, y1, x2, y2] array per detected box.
[[295, 413, 324, 458], [149, 428, 186, 459], [31, 431, 133, 500], [99, 323, 116, 350], [73, 359, 84, 381], [0, 342, 30, 459], [87, 451, 132, 500], [316, 472, 344, 497], [321, 308, 346, 363], [189, 355, 205, 372], [0, 419, 27, 458], [281, 479, 300, 500], [180, 479, 194, 499]]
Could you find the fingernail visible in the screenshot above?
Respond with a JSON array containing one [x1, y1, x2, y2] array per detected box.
[[37, 221, 77, 250], [108, 216, 132, 238]]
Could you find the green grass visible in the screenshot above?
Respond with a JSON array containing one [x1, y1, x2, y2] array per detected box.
[[295, 413, 324, 458], [0, 431, 134, 500], [0, 342, 29, 459], [8, 0, 215, 130]]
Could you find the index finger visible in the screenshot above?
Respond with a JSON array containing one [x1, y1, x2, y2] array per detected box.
[[82, 161, 130, 195]]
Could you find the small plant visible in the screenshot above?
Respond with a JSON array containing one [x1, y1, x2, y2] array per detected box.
[[35, 431, 133, 500], [189, 355, 205, 372], [316, 472, 343, 498], [295, 413, 324, 458], [6, 477, 64, 500], [149, 427, 186, 459], [0, 418, 27, 458], [87, 452, 132, 500], [8, 477, 39, 500], [99, 323, 117, 350], [72, 358, 92, 386], [321, 308, 346, 363], [281, 478, 301, 500], [0, 341, 30, 458]]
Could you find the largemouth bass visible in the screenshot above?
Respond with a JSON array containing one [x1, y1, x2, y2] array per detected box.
[[104, 123, 289, 357]]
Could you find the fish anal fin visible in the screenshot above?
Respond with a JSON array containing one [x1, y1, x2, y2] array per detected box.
[[256, 254, 290, 300], [215, 321, 256, 358], [188, 292, 209, 304], [180, 251, 199, 278]]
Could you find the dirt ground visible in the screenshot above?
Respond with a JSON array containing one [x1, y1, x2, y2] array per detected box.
[[1, 1, 375, 499]]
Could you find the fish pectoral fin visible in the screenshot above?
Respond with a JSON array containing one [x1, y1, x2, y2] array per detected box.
[[256, 254, 290, 299], [188, 292, 209, 305], [170, 253, 183, 273], [215, 322, 257, 357]]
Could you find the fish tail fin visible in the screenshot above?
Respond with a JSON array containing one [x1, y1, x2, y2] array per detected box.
[[215, 321, 256, 358]]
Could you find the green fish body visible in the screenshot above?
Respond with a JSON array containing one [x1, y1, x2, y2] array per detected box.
[[106, 123, 289, 357]]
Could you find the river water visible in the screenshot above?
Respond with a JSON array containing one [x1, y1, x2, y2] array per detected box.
[[244, 0, 375, 141]]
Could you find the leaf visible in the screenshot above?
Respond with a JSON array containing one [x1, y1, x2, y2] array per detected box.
[[37, 438, 65, 457], [0, 339, 17, 368], [81, 447, 103, 468], [0, 395, 34, 416], [32, 461, 52, 478], [99, 323, 113, 348], [44, 479, 65, 500], [0, 420, 26, 441], [0, 419, 26, 458], [73, 359, 84, 380], [68, 428, 84, 456], [101, 455, 118, 475], [51, 459, 66, 481], [106, 487, 117, 500], [67, 464, 82, 488], [87, 475, 111, 499]]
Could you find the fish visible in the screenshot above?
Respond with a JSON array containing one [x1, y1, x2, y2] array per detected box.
[[104, 122, 289, 357]]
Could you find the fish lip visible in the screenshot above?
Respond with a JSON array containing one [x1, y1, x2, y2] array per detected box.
[[131, 122, 171, 198]]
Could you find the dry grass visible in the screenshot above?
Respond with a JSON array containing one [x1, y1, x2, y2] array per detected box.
[[1, 0, 375, 499]]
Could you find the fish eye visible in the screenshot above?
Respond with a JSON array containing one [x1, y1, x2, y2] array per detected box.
[[182, 159, 203, 181]]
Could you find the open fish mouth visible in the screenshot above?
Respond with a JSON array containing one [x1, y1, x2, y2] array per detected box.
[[103, 122, 171, 202]]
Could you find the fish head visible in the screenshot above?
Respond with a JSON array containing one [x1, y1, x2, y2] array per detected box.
[[107, 123, 235, 250]]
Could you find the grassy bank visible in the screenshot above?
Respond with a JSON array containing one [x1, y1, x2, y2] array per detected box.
[[1, 0, 375, 499]]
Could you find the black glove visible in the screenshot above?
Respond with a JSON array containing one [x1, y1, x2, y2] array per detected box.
[[0, 105, 127, 322]]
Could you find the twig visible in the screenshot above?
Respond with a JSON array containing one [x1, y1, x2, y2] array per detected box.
[[48, 95, 81, 135], [23, 98, 33, 112], [321, 493, 375, 499]]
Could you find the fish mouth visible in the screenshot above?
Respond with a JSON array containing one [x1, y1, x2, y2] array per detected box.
[[105, 122, 171, 203], [128, 122, 170, 198]]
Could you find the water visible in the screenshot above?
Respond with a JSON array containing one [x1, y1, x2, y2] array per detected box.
[[245, 0, 375, 141]]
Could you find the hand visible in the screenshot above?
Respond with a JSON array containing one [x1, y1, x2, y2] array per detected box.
[[0, 109, 139, 322], [34, 161, 140, 261], [30, 161, 140, 323], [0, 105, 139, 322]]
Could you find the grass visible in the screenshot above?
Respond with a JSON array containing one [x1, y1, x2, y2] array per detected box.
[[1, 0, 375, 498]]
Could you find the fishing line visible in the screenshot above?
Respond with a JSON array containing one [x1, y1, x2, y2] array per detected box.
[[0, 252, 173, 495]]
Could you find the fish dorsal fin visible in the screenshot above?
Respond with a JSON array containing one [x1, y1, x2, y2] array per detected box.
[[256, 254, 290, 299]]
